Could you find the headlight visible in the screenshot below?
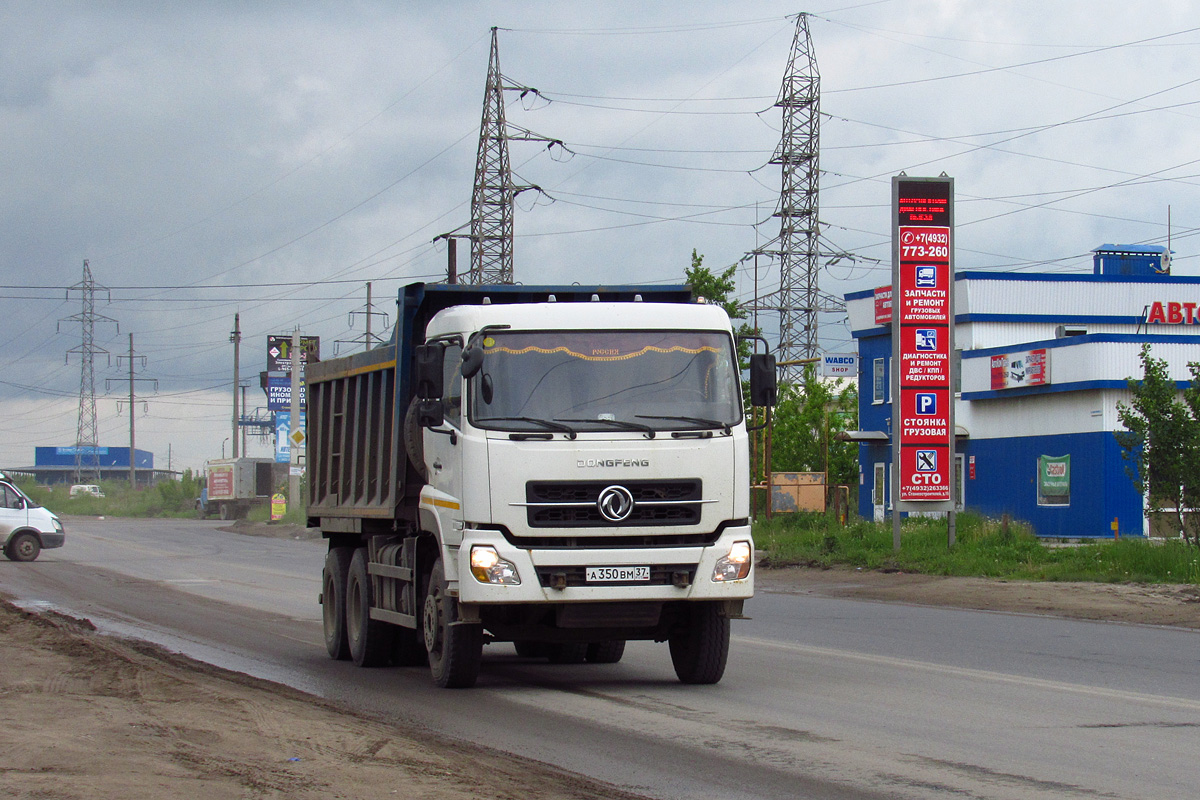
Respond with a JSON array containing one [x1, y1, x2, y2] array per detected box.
[[470, 545, 521, 585], [711, 540, 752, 582], [52, 517, 64, 532]]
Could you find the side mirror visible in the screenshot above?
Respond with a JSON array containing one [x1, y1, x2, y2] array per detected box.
[[417, 398, 444, 428], [749, 353, 777, 407], [414, 342, 445, 400], [461, 346, 484, 379]]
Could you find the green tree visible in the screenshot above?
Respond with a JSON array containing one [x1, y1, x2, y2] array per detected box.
[[770, 365, 858, 486], [1116, 344, 1200, 547]]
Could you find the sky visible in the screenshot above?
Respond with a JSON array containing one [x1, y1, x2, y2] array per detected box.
[[3, 0, 1200, 475]]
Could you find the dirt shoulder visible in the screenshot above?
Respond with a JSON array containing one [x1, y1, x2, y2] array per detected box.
[[0, 598, 640, 800], [758, 566, 1200, 629]]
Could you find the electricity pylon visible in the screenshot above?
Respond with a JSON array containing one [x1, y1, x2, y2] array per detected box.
[[60, 260, 117, 483], [751, 14, 826, 381], [462, 27, 559, 285]]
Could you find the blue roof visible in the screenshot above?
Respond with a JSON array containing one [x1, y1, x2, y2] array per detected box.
[[1093, 244, 1168, 255]]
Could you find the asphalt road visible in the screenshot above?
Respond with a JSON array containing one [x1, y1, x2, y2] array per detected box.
[[3, 517, 1199, 800]]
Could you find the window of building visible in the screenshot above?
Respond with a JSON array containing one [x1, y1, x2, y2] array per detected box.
[[873, 358, 886, 404]]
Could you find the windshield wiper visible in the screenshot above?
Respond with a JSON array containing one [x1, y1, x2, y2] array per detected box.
[[636, 414, 731, 435], [555, 418, 656, 439], [475, 416, 578, 439]]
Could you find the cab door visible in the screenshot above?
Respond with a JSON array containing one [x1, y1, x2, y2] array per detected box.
[[0, 483, 28, 538], [424, 339, 464, 509]]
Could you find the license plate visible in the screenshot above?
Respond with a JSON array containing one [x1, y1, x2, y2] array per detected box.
[[586, 566, 650, 583]]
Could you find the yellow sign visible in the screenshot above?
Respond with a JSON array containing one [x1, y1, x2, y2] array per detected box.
[[289, 429, 306, 448], [271, 493, 286, 521]]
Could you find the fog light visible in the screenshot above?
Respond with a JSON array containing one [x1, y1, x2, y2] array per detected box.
[[470, 545, 521, 585], [711, 540, 752, 582]]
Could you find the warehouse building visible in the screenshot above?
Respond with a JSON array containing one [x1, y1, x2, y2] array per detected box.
[[4, 446, 166, 487], [844, 245, 1193, 537]]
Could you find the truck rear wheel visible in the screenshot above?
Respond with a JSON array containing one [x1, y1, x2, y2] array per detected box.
[[668, 602, 729, 685], [347, 548, 396, 667], [421, 558, 482, 688], [321, 547, 354, 660], [546, 643, 588, 664]]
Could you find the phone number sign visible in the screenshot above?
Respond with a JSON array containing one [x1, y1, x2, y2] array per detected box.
[[893, 177, 954, 505]]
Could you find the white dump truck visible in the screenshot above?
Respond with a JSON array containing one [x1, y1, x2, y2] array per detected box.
[[307, 282, 776, 687]]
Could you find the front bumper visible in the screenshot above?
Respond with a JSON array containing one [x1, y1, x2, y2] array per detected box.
[[456, 523, 753, 605], [39, 532, 66, 549]]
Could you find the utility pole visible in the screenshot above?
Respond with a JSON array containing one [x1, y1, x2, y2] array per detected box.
[[335, 282, 390, 354], [230, 313, 241, 459], [289, 328, 303, 506], [108, 334, 157, 488], [60, 260, 117, 484]]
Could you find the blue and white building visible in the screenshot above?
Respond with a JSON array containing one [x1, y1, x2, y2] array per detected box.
[[844, 245, 1197, 537]]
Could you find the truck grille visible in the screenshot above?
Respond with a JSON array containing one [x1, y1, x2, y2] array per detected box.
[[524, 480, 703, 528]]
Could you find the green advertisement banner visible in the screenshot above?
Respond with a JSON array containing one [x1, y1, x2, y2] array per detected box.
[[1039, 454, 1070, 496]]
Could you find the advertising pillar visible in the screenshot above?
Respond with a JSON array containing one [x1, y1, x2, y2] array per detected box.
[[891, 176, 955, 546]]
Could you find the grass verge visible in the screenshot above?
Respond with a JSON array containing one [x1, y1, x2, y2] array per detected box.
[[755, 511, 1200, 584]]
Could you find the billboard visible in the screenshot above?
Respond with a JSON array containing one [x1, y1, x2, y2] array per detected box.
[[892, 177, 954, 507], [266, 374, 306, 411], [266, 335, 320, 373], [990, 348, 1048, 390]]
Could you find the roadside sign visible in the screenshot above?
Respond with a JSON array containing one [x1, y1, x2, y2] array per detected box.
[[267, 335, 320, 373], [271, 493, 286, 521], [276, 411, 306, 463], [820, 353, 858, 378], [892, 176, 954, 509]]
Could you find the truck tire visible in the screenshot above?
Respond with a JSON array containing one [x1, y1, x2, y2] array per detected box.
[[513, 640, 546, 659], [546, 643, 588, 664], [346, 549, 396, 667], [668, 602, 729, 685], [218, 503, 231, 521], [321, 547, 354, 660], [421, 558, 482, 688], [586, 640, 626, 664], [5, 532, 41, 562]]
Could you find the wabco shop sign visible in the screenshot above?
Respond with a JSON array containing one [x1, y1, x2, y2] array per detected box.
[[892, 176, 955, 506], [821, 353, 858, 378]]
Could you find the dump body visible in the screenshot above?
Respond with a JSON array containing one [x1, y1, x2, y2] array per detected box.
[[307, 281, 768, 688]]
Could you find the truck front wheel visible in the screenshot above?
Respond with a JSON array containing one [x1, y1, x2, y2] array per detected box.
[[421, 558, 482, 688], [321, 547, 354, 660], [668, 602, 729, 685], [346, 548, 396, 667]]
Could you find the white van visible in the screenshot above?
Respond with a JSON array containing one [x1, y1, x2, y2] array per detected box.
[[0, 478, 65, 562], [69, 484, 104, 499]]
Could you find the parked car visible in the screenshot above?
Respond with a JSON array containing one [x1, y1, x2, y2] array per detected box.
[[0, 476, 65, 562], [69, 484, 104, 498]]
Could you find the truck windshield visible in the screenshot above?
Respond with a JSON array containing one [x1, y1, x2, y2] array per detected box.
[[469, 330, 741, 432]]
